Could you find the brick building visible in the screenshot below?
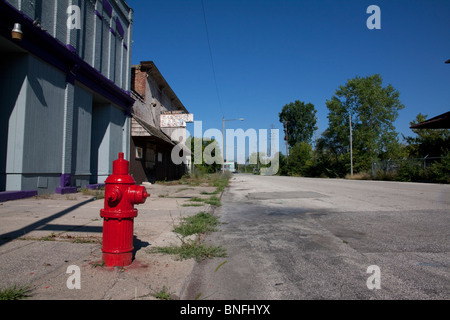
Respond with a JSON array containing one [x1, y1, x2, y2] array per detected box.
[[130, 61, 192, 183]]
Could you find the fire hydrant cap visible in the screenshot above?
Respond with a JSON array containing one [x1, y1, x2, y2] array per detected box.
[[104, 153, 136, 184], [113, 152, 129, 175]]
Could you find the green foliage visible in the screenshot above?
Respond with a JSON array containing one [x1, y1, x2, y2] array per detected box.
[[185, 196, 222, 207], [150, 210, 226, 262], [187, 136, 222, 173], [425, 151, 450, 183], [325, 74, 405, 172], [395, 160, 424, 182], [371, 152, 450, 183], [286, 142, 313, 176], [403, 113, 450, 158], [181, 202, 204, 207], [276, 75, 448, 183], [173, 212, 220, 237], [212, 172, 231, 193], [152, 286, 173, 300], [304, 131, 350, 178], [279, 100, 318, 146], [0, 285, 32, 300], [179, 172, 230, 206], [148, 241, 227, 262]]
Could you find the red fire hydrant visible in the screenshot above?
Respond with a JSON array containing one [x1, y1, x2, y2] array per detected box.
[[100, 152, 150, 267]]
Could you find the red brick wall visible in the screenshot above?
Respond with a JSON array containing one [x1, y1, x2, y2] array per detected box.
[[132, 67, 147, 100]]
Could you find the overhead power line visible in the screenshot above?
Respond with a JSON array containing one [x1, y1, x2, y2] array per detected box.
[[201, 0, 224, 117]]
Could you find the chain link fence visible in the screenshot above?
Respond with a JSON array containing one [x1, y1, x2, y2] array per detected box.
[[372, 157, 442, 177]]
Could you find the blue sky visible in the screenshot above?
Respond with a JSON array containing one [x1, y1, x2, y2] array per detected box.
[[127, 0, 450, 158]]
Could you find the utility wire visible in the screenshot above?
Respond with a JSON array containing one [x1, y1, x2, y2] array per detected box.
[[201, 0, 224, 117]]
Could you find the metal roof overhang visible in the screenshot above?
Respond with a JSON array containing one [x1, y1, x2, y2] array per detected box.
[[134, 61, 188, 114], [132, 115, 175, 146], [410, 111, 450, 129]]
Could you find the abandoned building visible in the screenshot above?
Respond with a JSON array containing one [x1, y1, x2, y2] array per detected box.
[[0, 0, 134, 199], [130, 61, 192, 183]]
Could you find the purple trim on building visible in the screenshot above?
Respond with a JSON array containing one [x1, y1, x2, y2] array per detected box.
[[109, 27, 116, 37], [60, 174, 71, 187], [94, 10, 103, 19], [86, 184, 105, 190], [102, 0, 113, 16], [0, 1, 134, 112], [115, 18, 125, 38], [123, 43, 128, 50], [66, 73, 75, 85], [0, 190, 38, 202], [55, 174, 77, 194], [66, 44, 77, 54], [55, 186, 77, 195]]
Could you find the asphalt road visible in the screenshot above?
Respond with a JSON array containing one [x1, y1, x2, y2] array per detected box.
[[181, 174, 449, 300]]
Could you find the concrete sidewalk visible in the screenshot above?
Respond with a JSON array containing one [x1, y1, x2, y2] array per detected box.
[[0, 182, 219, 300]]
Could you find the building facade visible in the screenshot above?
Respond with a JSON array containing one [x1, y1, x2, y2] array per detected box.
[[130, 61, 192, 183], [0, 0, 134, 197]]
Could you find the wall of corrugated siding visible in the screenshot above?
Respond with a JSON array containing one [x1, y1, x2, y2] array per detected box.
[[20, 56, 66, 191], [81, 0, 95, 65], [22, 55, 65, 175], [72, 84, 93, 177], [40, 0, 56, 37], [0, 54, 28, 191], [6, 0, 132, 91], [2, 0, 133, 192], [91, 103, 126, 183], [55, 0, 68, 45]]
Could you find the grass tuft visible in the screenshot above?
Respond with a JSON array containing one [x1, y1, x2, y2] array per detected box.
[[152, 286, 173, 300], [0, 285, 33, 300], [148, 240, 227, 262], [173, 212, 219, 237]]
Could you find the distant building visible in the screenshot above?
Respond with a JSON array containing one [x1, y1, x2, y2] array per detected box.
[[0, 0, 134, 197], [224, 161, 236, 172], [130, 61, 192, 183]]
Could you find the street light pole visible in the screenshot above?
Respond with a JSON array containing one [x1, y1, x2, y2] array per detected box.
[[222, 117, 244, 172], [283, 121, 290, 165], [349, 114, 353, 176], [222, 116, 225, 172]]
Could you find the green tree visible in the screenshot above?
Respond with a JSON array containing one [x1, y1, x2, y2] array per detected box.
[[279, 100, 318, 147], [325, 74, 405, 172], [187, 136, 222, 173], [404, 113, 450, 157], [247, 151, 269, 174], [311, 129, 349, 178], [273, 152, 288, 175], [287, 142, 313, 176]]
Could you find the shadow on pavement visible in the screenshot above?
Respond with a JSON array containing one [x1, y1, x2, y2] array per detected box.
[[0, 198, 97, 246]]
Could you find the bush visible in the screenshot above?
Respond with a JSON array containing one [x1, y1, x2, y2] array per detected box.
[[393, 160, 423, 182], [426, 152, 450, 183]]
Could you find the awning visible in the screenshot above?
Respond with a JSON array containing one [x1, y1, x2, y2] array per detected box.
[[132, 115, 175, 145], [410, 111, 450, 129]]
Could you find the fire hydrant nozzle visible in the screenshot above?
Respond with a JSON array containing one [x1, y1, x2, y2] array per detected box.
[[127, 185, 150, 205], [106, 187, 122, 204], [100, 153, 150, 267]]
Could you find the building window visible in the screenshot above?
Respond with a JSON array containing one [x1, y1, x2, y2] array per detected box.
[[136, 147, 143, 159], [158, 152, 163, 162]]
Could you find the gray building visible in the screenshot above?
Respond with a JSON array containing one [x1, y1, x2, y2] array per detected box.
[[0, 0, 134, 199]]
